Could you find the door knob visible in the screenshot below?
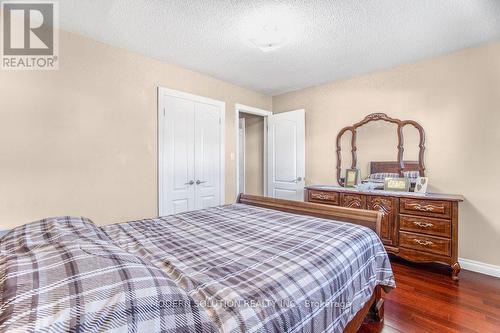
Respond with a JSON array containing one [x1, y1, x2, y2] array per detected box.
[[196, 180, 207, 185], [291, 177, 303, 183], [185, 180, 195, 185]]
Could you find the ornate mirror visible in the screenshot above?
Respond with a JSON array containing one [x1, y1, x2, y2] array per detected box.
[[336, 113, 426, 186]]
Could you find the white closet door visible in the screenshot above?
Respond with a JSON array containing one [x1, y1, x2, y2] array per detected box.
[[161, 95, 195, 214], [194, 102, 221, 209], [159, 87, 225, 216]]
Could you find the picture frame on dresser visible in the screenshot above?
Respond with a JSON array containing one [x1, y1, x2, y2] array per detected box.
[[414, 177, 429, 193], [345, 169, 360, 187], [384, 178, 410, 192]]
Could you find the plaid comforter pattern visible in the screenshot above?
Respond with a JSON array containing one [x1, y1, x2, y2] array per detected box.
[[103, 204, 395, 333], [0, 217, 217, 333]]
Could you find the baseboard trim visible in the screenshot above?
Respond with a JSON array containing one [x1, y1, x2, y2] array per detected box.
[[459, 258, 500, 278]]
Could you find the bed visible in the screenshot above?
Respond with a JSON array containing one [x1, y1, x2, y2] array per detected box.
[[0, 195, 395, 333]]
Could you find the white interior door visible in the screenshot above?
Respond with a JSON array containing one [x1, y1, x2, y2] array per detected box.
[[194, 102, 222, 209], [159, 87, 225, 216], [267, 109, 305, 201], [160, 95, 196, 214]]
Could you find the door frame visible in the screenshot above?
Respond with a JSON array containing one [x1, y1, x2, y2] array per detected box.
[[158, 86, 225, 216], [235, 103, 272, 198], [238, 117, 246, 194]]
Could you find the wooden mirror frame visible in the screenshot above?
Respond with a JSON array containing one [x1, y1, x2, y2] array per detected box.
[[336, 113, 426, 186]]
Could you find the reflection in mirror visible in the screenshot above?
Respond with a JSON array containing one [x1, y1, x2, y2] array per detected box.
[[402, 124, 420, 164], [339, 130, 353, 181], [356, 121, 398, 180]]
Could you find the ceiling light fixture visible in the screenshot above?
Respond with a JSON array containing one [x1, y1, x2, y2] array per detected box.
[[249, 24, 287, 52], [242, 5, 297, 52]]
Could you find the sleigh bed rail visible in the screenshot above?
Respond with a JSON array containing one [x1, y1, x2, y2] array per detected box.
[[237, 194, 382, 236]]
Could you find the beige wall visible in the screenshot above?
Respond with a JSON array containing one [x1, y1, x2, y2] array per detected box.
[[240, 113, 264, 196], [273, 42, 500, 266], [0, 30, 271, 229], [1, 26, 498, 267]]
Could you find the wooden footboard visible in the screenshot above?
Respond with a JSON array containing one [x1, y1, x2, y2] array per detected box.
[[237, 194, 382, 235]]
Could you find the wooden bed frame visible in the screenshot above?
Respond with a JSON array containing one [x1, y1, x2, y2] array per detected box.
[[237, 194, 386, 333]]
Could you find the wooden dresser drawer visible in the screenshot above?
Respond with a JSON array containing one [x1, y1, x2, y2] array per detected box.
[[399, 231, 451, 256], [399, 214, 451, 238], [341, 193, 366, 209], [308, 190, 339, 205], [400, 198, 451, 218]]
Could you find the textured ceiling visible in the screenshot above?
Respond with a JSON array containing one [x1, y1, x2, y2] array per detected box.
[[59, 0, 500, 95]]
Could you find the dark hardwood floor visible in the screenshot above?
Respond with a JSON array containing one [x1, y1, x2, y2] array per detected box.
[[359, 257, 500, 333]]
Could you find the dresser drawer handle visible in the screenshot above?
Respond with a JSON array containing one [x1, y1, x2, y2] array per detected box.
[[414, 204, 434, 212], [413, 239, 434, 247], [407, 203, 442, 212], [412, 221, 434, 228], [312, 193, 330, 200]]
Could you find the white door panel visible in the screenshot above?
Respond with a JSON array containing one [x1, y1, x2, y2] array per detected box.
[[274, 121, 297, 182], [162, 95, 195, 214], [267, 109, 305, 201], [273, 188, 299, 201], [172, 199, 189, 214], [194, 103, 221, 210]]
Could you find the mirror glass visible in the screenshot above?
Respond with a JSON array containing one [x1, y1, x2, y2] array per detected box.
[[355, 121, 399, 179], [338, 130, 353, 180], [402, 124, 420, 164]]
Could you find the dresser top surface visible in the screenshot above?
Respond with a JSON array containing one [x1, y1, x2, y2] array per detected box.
[[306, 185, 464, 202]]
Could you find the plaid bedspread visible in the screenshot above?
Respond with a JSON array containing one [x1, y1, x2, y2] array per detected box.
[[0, 217, 217, 333], [103, 204, 395, 333]]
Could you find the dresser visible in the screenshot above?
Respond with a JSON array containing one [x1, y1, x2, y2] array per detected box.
[[305, 185, 464, 280]]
